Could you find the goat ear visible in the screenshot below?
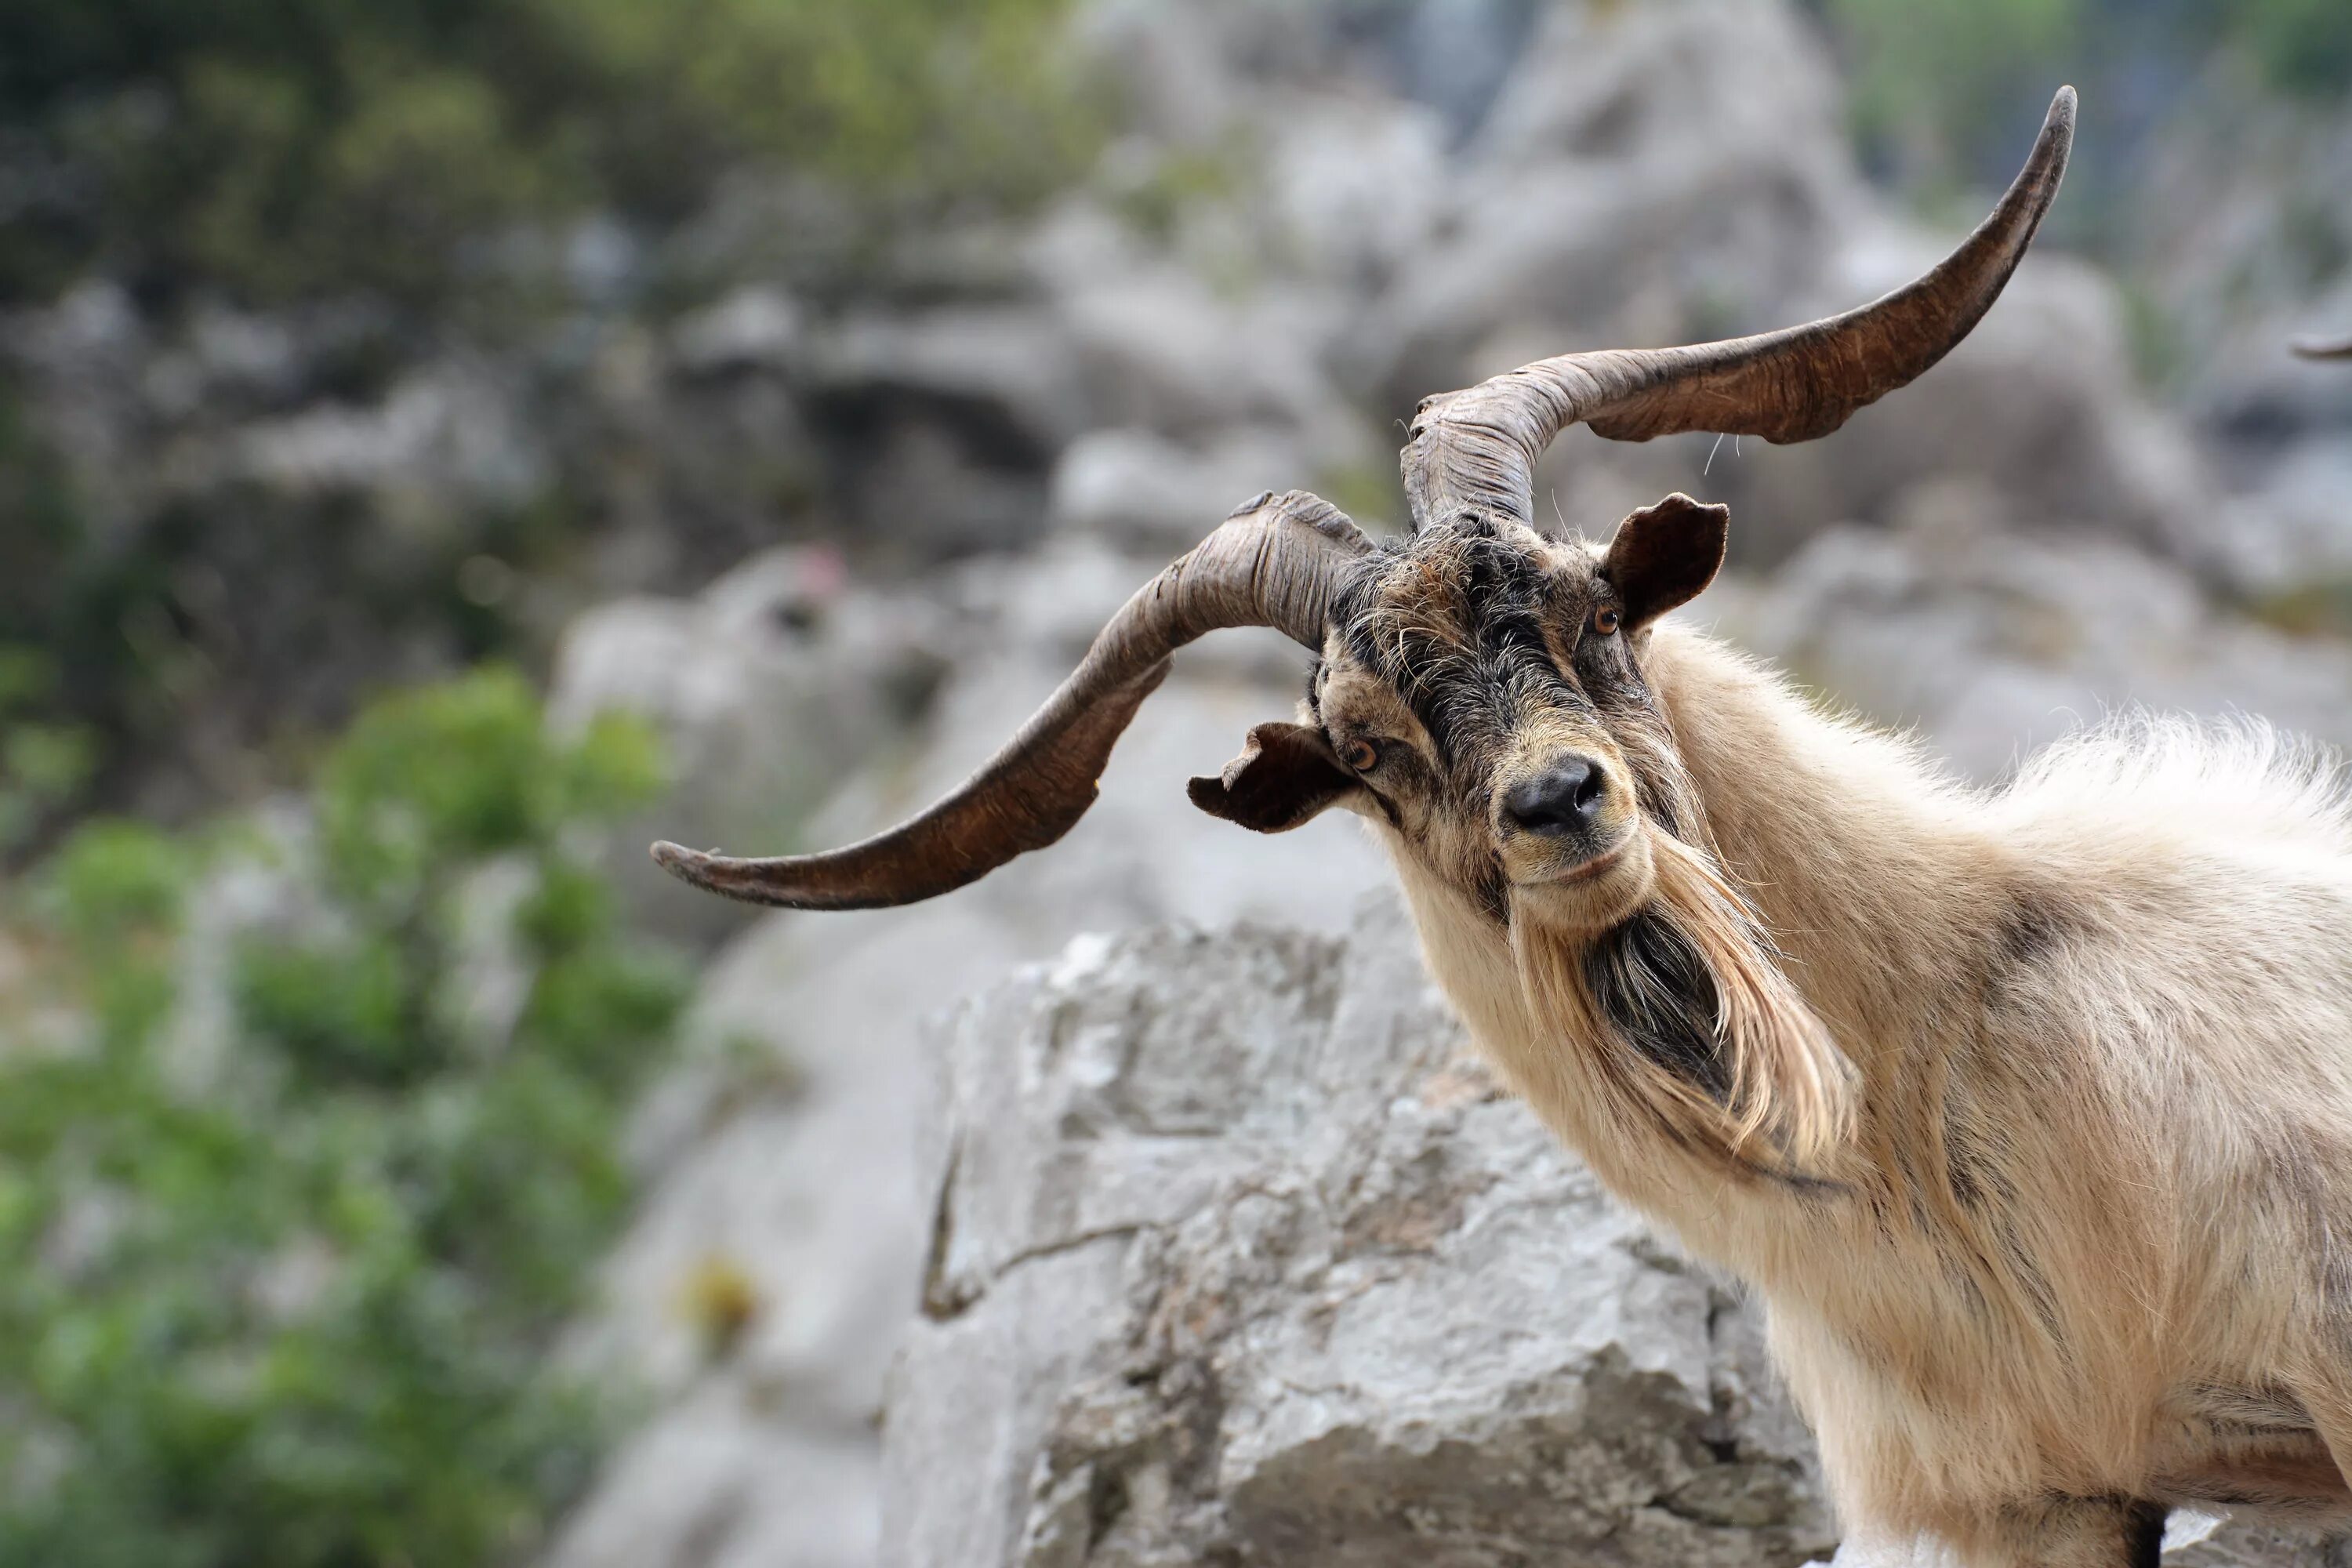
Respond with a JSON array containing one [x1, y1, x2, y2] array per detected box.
[[1188, 722, 1359, 833], [1602, 492, 1730, 628]]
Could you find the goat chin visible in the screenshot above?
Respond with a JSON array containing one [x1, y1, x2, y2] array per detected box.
[[1505, 830, 1653, 933], [1508, 826, 1857, 1185]]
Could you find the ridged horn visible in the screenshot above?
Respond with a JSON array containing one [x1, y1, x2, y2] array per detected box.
[[1400, 86, 2077, 532], [650, 490, 1370, 909]]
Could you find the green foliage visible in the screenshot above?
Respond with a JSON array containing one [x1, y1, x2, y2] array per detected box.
[[0, 384, 110, 860], [0, 375, 580, 859], [0, 652, 95, 861], [0, 669, 689, 1568], [0, 0, 1095, 306], [2232, 0, 2352, 100]]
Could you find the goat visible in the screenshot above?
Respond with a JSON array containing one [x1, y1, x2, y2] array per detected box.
[[654, 89, 2352, 1566]]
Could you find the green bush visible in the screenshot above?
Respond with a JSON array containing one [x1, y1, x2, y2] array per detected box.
[[0, 667, 690, 1568], [0, 381, 568, 863], [0, 0, 1094, 307]]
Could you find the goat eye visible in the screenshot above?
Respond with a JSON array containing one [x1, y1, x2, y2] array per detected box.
[[1341, 737, 1380, 772], [1591, 604, 1621, 637]]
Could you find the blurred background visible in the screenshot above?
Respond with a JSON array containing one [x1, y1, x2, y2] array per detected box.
[[0, 1, 2347, 1565]]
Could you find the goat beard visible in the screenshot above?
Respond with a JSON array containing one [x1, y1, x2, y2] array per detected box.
[[1509, 829, 1857, 1181]]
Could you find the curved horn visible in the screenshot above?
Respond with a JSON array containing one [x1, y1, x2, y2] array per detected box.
[[1402, 85, 2077, 532], [650, 490, 1371, 909], [2294, 334, 2352, 361]]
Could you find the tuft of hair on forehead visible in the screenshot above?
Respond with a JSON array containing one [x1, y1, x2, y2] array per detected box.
[[1338, 522, 1587, 690], [1405, 517, 1577, 596]]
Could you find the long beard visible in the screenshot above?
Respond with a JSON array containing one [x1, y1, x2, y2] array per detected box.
[[1510, 829, 1855, 1181]]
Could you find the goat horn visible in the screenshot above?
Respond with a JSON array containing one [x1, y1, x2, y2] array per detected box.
[[1401, 85, 2077, 532], [650, 490, 1371, 909], [2293, 334, 2352, 361]]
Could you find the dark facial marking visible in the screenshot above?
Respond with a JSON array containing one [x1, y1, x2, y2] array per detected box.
[[1338, 527, 1598, 779], [1572, 612, 1649, 706]]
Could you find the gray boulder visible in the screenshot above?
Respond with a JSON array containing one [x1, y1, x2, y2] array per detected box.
[[797, 305, 1090, 559], [670, 286, 806, 377], [885, 897, 1837, 1568], [1353, 0, 1860, 419], [1049, 426, 1329, 551]]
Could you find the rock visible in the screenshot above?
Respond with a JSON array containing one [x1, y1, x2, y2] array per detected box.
[[1054, 265, 1367, 460], [1048, 427, 1317, 551], [2146, 93, 2352, 596], [798, 305, 1089, 557], [1385, 0, 1547, 144], [883, 897, 1837, 1567], [176, 303, 305, 410], [2213, 437, 2352, 595], [1342, 0, 2222, 572], [1066, 0, 1243, 150], [1353, 0, 1861, 417], [2157, 1513, 2346, 1567], [624, 347, 829, 585], [670, 287, 806, 377], [229, 361, 546, 507], [548, 1406, 880, 1568], [1260, 91, 1452, 291], [547, 544, 953, 949], [2131, 84, 2352, 446], [880, 896, 2342, 1567], [5, 281, 155, 537], [1069, 0, 1535, 151], [804, 306, 1090, 461], [1708, 492, 2352, 782]]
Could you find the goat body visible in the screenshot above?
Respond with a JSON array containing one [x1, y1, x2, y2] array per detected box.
[[1400, 623, 2352, 1560]]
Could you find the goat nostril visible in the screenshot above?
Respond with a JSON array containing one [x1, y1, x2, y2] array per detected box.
[[1504, 758, 1606, 836], [1571, 764, 1605, 818]]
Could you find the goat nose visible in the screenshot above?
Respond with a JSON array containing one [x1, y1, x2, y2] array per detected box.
[[1503, 758, 1606, 837]]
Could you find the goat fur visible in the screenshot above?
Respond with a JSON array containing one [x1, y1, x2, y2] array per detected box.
[[1381, 617, 2352, 1561]]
